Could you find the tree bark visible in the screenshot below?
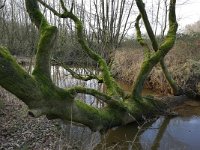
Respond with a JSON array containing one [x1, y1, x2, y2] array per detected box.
[[160, 58, 182, 95], [132, 0, 178, 99], [134, 0, 181, 96]]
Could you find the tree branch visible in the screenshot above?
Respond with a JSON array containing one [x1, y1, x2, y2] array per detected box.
[[151, 0, 177, 59], [0, 0, 6, 9], [64, 66, 103, 82], [135, 0, 159, 51], [0, 48, 123, 131], [53, 59, 103, 82], [135, 14, 180, 95], [38, 0, 125, 98], [68, 86, 124, 107], [132, 0, 178, 99], [26, 0, 57, 81], [60, 0, 68, 12], [160, 58, 182, 95], [135, 14, 151, 60], [37, 0, 62, 17], [0, 46, 43, 107]]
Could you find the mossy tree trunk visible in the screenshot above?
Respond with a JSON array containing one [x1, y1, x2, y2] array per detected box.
[[133, 0, 181, 97], [132, 0, 179, 99], [0, 0, 178, 132], [159, 58, 182, 95]]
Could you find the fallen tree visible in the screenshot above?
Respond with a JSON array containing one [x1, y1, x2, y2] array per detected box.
[[0, 0, 181, 132]]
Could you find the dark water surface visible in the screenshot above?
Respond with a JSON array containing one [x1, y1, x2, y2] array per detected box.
[[96, 102, 200, 150], [51, 67, 200, 150]]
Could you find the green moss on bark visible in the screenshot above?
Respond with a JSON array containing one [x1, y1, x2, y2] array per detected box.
[[33, 26, 57, 80], [0, 46, 43, 107], [132, 0, 178, 99]]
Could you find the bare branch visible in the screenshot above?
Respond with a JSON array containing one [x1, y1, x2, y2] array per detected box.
[[37, 0, 62, 17], [64, 66, 103, 82], [135, 0, 159, 51], [119, 0, 134, 44], [135, 14, 151, 59], [70, 0, 74, 13], [53, 59, 103, 82], [59, 0, 68, 12], [0, 0, 6, 9], [68, 86, 124, 107]]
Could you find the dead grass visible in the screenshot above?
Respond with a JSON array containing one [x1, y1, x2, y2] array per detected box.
[[112, 37, 200, 96], [111, 48, 143, 85]]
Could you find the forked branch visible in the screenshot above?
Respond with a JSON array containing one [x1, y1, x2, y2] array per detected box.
[[135, 14, 151, 60], [132, 0, 178, 99], [134, 0, 180, 95], [68, 86, 124, 107], [26, 0, 57, 81]]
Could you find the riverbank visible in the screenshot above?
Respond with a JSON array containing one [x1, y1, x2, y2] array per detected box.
[[112, 36, 200, 98]]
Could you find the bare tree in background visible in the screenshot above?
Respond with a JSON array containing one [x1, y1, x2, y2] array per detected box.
[[90, 0, 134, 61], [185, 20, 200, 34], [0, 0, 37, 56]]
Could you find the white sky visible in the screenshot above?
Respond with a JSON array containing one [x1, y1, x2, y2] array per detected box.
[[38, 0, 200, 34], [176, 0, 200, 31]]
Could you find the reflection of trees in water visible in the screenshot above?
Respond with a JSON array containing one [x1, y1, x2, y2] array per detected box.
[[55, 111, 200, 149], [51, 66, 105, 107], [151, 118, 170, 150], [141, 117, 189, 150], [159, 132, 188, 150]]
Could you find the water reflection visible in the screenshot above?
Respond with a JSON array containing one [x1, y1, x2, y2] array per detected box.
[[51, 66, 105, 107], [97, 115, 200, 150], [141, 116, 200, 150]]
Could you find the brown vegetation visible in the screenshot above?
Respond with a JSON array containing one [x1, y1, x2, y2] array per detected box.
[[112, 35, 200, 98]]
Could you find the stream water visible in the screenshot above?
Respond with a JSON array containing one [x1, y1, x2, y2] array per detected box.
[[50, 66, 200, 149], [97, 113, 200, 150]]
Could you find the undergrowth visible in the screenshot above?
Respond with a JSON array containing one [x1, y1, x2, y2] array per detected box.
[[112, 35, 200, 96]]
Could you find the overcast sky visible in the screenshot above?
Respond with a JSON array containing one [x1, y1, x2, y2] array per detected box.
[[176, 0, 200, 31]]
